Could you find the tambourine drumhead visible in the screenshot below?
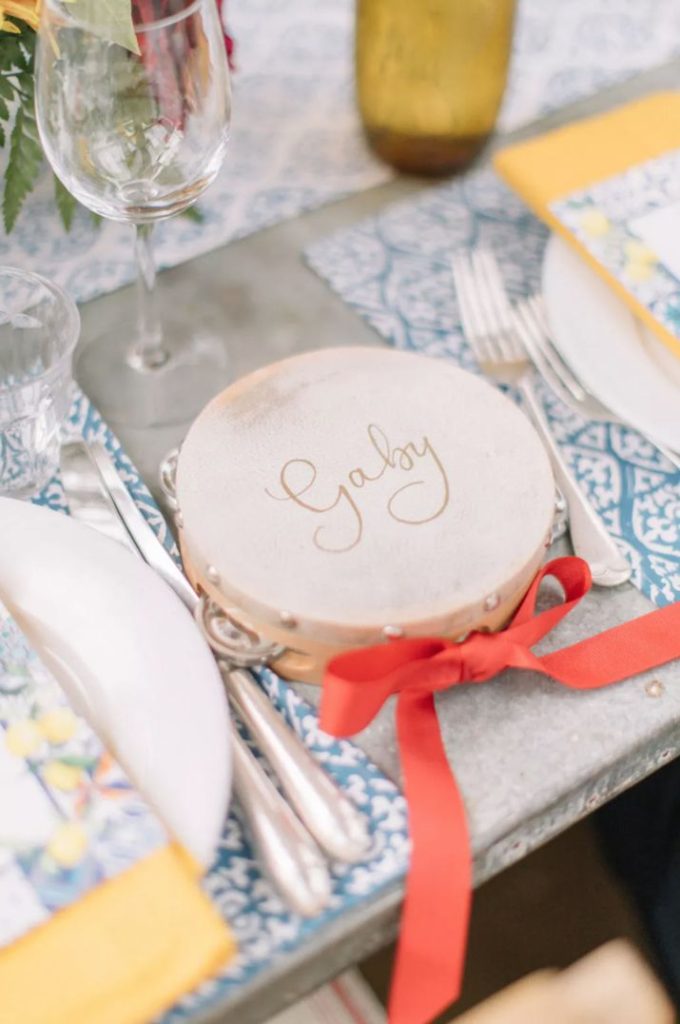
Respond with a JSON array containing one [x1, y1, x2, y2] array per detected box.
[[176, 347, 554, 679]]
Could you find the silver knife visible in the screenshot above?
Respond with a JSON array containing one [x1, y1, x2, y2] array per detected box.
[[61, 441, 370, 862], [60, 440, 333, 917]]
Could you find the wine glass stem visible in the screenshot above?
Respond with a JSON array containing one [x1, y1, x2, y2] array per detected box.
[[129, 223, 169, 371]]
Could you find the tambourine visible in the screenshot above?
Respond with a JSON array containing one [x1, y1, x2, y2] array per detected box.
[[172, 347, 556, 683]]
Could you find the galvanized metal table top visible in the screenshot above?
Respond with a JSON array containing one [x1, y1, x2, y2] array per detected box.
[[77, 61, 680, 1024]]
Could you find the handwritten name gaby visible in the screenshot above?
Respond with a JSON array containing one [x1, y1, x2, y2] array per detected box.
[[265, 424, 450, 553]]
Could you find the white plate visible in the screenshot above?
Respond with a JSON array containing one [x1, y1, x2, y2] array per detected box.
[[542, 235, 680, 453], [0, 498, 231, 868]]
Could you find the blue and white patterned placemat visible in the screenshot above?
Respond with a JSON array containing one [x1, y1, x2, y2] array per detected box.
[[2, 0, 680, 306], [32, 392, 408, 1023], [305, 168, 680, 609]]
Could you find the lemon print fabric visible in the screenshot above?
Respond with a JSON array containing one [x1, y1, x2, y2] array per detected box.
[[580, 208, 610, 237], [0, 601, 166, 946], [46, 823, 89, 869], [42, 761, 83, 792], [494, 95, 680, 360], [550, 155, 680, 353], [623, 239, 658, 282], [37, 708, 78, 745], [5, 719, 43, 758]]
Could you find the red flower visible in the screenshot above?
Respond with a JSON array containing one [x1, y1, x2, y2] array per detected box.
[[216, 0, 236, 69], [131, 0, 235, 128], [132, 1, 235, 67]]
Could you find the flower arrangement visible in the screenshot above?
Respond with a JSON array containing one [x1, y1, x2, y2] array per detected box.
[[0, 0, 232, 231]]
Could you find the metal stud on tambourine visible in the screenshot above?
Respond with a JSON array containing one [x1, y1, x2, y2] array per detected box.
[[166, 348, 557, 683]]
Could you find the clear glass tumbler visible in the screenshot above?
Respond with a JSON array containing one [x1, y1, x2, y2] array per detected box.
[[0, 268, 80, 498]]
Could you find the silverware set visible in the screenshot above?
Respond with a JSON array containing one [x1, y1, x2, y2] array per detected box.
[[60, 441, 370, 918], [452, 247, 678, 587]]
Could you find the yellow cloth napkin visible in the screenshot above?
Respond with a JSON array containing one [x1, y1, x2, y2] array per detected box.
[[494, 91, 680, 359], [0, 845, 235, 1024]]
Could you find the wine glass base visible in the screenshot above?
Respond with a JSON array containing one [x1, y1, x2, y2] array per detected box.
[[76, 316, 230, 428]]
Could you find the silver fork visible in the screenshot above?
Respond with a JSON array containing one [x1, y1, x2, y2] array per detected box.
[[452, 248, 632, 588], [514, 294, 680, 473]]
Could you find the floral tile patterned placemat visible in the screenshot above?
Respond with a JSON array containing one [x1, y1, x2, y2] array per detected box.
[[304, 168, 680, 609], [31, 391, 410, 1022], [1, 0, 680, 306], [0, 602, 166, 948]]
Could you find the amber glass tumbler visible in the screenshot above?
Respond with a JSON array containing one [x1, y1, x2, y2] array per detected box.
[[356, 0, 516, 176]]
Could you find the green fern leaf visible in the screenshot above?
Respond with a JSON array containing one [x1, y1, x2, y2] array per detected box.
[[182, 205, 205, 224], [54, 175, 78, 232], [0, 34, 25, 74], [3, 100, 43, 233], [0, 28, 44, 231]]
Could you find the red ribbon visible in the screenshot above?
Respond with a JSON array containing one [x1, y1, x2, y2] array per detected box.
[[319, 557, 680, 1024]]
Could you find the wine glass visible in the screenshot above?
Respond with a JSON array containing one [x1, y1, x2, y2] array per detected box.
[[35, 0, 231, 427]]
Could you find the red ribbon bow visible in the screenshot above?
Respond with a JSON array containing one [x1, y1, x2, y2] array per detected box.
[[320, 557, 680, 1024]]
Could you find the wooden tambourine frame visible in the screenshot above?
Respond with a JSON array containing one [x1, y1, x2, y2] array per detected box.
[[182, 547, 550, 683]]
